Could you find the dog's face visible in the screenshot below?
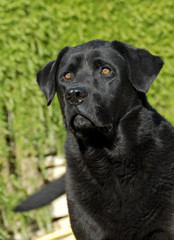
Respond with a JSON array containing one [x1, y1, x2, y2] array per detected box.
[[37, 40, 163, 139], [56, 41, 133, 139]]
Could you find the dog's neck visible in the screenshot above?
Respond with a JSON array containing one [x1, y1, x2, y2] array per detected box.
[[65, 101, 164, 186]]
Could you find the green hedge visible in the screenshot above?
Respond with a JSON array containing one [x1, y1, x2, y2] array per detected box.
[[0, 0, 174, 239]]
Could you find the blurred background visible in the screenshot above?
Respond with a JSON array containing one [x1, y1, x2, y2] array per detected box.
[[0, 0, 174, 239]]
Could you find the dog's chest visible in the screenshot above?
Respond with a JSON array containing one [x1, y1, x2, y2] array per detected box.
[[65, 132, 174, 238], [67, 144, 149, 219]]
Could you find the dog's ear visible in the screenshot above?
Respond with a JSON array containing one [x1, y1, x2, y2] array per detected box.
[[37, 47, 69, 106], [37, 60, 56, 106], [111, 41, 163, 93]]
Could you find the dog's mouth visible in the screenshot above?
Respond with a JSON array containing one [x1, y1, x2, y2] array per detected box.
[[72, 114, 94, 129], [70, 114, 113, 139]]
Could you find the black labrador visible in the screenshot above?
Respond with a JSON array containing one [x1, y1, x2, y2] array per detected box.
[[16, 40, 174, 239]]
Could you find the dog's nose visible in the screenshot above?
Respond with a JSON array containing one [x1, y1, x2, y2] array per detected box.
[[65, 87, 87, 105]]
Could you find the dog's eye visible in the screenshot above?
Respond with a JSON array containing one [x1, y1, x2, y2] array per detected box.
[[64, 72, 71, 80], [101, 68, 111, 75]]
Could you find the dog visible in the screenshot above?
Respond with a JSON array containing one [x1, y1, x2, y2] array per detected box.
[[15, 40, 174, 239]]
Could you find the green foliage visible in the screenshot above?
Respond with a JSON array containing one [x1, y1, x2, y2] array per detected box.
[[0, 0, 174, 238]]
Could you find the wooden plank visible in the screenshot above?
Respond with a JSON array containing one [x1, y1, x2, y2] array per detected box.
[[34, 227, 73, 240]]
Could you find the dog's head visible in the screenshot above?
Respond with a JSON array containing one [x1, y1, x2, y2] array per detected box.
[[37, 40, 163, 139]]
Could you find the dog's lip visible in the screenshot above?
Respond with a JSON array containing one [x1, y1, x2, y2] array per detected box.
[[70, 114, 94, 131], [69, 113, 113, 135]]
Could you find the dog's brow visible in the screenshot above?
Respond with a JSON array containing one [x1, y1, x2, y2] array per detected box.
[[69, 54, 83, 63], [67, 54, 83, 70], [92, 57, 105, 64], [87, 50, 101, 60], [66, 63, 77, 71]]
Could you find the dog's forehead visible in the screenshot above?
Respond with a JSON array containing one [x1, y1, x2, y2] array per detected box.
[[61, 42, 124, 65], [69, 48, 107, 61]]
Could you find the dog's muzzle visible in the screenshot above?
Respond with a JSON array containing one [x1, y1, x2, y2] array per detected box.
[[72, 114, 94, 130], [70, 114, 113, 139]]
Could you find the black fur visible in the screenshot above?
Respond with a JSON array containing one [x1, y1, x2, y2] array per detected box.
[[17, 40, 174, 239], [14, 175, 65, 211]]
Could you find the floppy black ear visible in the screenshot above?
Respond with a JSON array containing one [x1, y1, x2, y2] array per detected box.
[[37, 47, 69, 106], [111, 41, 164, 93], [37, 61, 56, 106]]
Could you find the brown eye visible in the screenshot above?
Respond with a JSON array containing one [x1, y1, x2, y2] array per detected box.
[[65, 72, 71, 80], [101, 67, 111, 75]]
